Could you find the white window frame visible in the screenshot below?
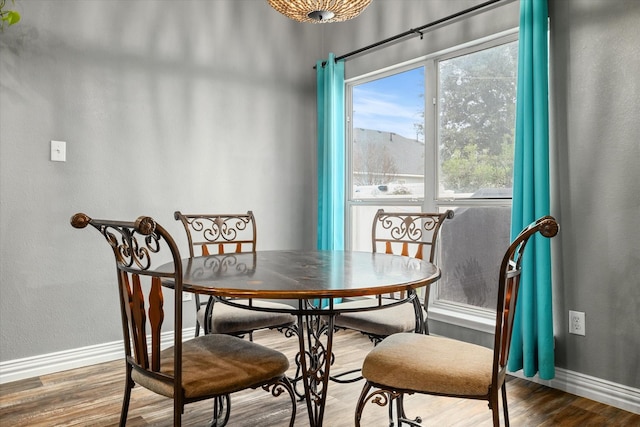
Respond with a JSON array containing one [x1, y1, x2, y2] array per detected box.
[[345, 29, 519, 333]]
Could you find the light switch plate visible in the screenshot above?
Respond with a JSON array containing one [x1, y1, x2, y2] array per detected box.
[[51, 140, 66, 162]]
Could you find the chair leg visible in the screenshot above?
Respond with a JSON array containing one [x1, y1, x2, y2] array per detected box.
[[388, 393, 395, 427], [210, 395, 230, 427], [119, 368, 134, 427], [397, 394, 422, 427], [502, 383, 510, 427], [259, 377, 296, 427], [174, 404, 181, 426], [354, 382, 373, 427], [490, 390, 500, 427], [279, 377, 297, 427]]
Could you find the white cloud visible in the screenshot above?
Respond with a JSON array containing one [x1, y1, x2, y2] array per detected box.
[[352, 87, 423, 140]]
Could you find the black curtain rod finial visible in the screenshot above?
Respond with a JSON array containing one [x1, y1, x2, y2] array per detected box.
[[313, 58, 337, 70]]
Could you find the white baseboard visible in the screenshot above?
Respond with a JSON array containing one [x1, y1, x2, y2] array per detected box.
[[1, 330, 638, 415], [509, 368, 640, 414], [0, 327, 196, 385]]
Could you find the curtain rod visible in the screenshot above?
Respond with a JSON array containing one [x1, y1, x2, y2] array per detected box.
[[317, 0, 513, 68]]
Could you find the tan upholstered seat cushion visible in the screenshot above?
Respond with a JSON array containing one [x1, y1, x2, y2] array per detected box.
[[131, 334, 289, 399], [197, 299, 296, 335], [362, 333, 502, 397], [333, 299, 424, 336]]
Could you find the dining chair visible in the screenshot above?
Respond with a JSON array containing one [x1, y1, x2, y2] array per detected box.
[[174, 211, 296, 339], [71, 213, 296, 427], [329, 209, 453, 384], [354, 215, 559, 427], [333, 209, 454, 341]]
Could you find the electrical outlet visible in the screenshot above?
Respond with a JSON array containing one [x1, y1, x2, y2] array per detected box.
[[569, 310, 585, 336], [182, 292, 193, 302]]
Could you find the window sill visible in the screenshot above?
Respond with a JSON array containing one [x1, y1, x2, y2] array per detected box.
[[428, 303, 496, 334]]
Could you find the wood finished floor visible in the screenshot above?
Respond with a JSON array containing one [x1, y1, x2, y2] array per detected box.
[[1, 329, 638, 426]]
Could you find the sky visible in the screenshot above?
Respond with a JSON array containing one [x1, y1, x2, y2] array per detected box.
[[351, 66, 425, 141]]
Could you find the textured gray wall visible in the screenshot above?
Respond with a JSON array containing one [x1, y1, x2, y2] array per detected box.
[[1, 0, 638, 392], [548, 0, 640, 389], [0, 0, 321, 361]]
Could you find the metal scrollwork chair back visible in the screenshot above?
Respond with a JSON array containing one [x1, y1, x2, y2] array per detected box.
[[333, 209, 454, 344], [174, 211, 295, 339], [328, 210, 453, 385], [71, 213, 296, 427], [354, 215, 559, 427]]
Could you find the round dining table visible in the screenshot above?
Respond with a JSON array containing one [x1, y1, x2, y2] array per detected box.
[[161, 249, 440, 427]]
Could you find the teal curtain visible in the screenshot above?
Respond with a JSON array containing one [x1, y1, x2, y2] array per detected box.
[[317, 53, 345, 251], [508, 0, 554, 380]]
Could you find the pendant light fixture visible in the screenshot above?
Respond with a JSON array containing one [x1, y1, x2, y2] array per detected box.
[[267, 0, 372, 23]]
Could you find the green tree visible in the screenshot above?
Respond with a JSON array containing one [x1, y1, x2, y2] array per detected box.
[[438, 42, 518, 193], [441, 141, 514, 193]]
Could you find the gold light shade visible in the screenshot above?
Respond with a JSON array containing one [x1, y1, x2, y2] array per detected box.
[[267, 0, 372, 23]]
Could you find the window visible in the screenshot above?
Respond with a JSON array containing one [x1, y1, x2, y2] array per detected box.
[[435, 41, 518, 323], [347, 65, 425, 254], [350, 66, 425, 204], [346, 33, 518, 329]]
